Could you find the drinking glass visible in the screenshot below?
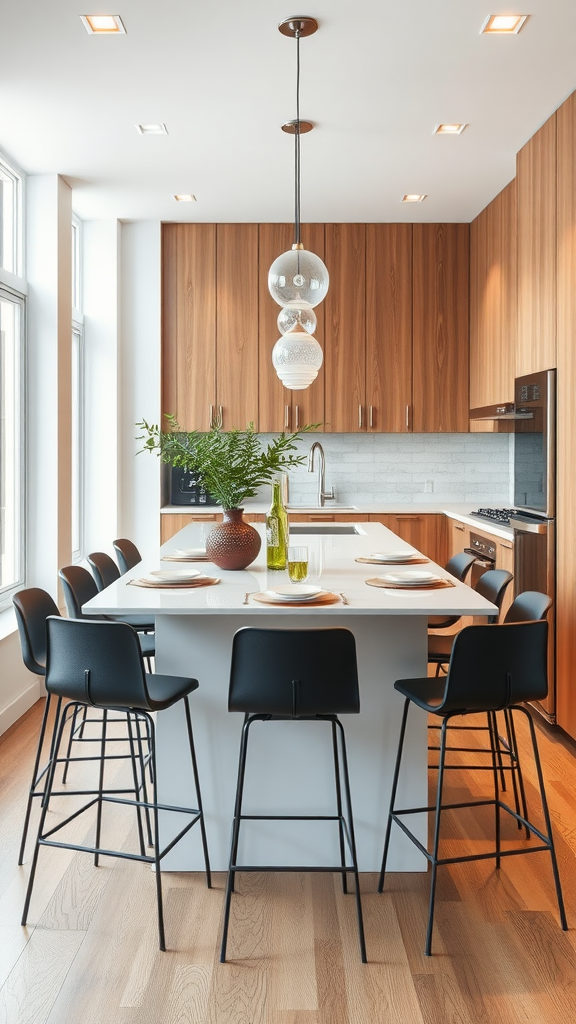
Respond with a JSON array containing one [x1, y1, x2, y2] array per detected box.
[[288, 546, 309, 583]]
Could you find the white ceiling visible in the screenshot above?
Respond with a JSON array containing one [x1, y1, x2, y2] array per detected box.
[[1, 0, 575, 223]]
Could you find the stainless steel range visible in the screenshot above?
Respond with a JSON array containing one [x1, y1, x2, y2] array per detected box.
[[470, 508, 520, 527]]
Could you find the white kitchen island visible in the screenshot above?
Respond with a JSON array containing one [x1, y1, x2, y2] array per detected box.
[[83, 522, 497, 873]]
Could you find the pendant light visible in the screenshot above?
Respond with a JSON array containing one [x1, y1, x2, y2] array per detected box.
[[269, 16, 328, 390]]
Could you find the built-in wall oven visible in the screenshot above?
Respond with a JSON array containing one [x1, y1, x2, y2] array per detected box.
[[511, 369, 556, 722], [465, 532, 497, 588]]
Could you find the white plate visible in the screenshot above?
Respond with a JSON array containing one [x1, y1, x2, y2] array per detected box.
[[172, 548, 207, 557], [149, 569, 203, 582], [379, 570, 441, 586], [264, 584, 323, 602], [371, 551, 420, 562]]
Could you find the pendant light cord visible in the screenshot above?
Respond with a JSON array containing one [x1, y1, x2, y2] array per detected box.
[[294, 28, 301, 247]]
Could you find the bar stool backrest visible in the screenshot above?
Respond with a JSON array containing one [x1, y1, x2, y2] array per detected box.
[[58, 565, 103, 620], [229, 627, 360, 717], [13, 588, 60, 675], [113, 539, 141, 575], [504, 591, 552, 623], [445, 552, 477, 582], [46, 617, 151, 709], [443, 620, 548, 713], [87, 552, 121, 591], [475, 569, 514, 622]]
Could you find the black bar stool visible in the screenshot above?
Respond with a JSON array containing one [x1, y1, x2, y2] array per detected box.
[[87, 551, 155, 633], [113, 538, 143, 575], [220, 626, 367, 964], [427, 552, 478, 630], [428, 584, 547, 829], [12, 587, 158, 862], [378, 618, 567, 956], [22, 617, 211, 951]]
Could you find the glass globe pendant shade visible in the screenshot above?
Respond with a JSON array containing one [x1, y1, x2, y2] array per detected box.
[[268, 247, 329, 309], [277, 305, 317, 336], [272, 322, 323, 390]]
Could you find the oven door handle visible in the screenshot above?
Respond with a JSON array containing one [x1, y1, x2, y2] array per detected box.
[[463, 548, 496, 567]]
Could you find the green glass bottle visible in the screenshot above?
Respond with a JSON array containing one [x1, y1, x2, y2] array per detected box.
[[266, 477, 289, 570]]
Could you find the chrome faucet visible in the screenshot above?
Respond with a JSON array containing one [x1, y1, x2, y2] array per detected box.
[[307, 441, 335, 507]]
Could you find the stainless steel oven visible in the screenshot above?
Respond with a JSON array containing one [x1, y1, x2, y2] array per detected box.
[[465, 532, 497, 588], [510, 513, 556, 722]]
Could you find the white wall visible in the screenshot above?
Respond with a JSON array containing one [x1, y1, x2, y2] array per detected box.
[[118, 222, 161, 557], [83, 220, 120, 556]]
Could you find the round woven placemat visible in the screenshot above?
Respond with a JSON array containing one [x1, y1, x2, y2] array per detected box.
[[251, 591, 340, 607], [355, 556, 429, 565], [365, 577, 455, 591]]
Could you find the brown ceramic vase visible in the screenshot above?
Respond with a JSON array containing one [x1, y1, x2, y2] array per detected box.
[[205, 508, 262, 570]]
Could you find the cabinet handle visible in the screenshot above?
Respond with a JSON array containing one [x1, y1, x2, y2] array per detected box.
[[358, 405, 363, 429], [284, 404, 290, 429], [501, 541, 513, 549], [454, 523, 465, 531], [193, 514, 217, 521], [310, 515, 335, 522], [209, 404, 214, 429], [295, 405, 300, 430], [395, 515, 422, 521], [218, 405, 223, 429], [405, 404, 411, 429], [369, 405, 373, 428]]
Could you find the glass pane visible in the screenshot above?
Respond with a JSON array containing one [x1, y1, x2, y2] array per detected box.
[[71, 327, 82, 557], [0, 166, 16, 273], [0, 296, 22, 591]]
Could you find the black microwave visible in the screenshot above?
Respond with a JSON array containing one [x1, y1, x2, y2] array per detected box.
[[170, 467, 216, 506]]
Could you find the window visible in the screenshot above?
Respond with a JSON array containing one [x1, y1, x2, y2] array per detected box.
[[0, 290, 25, 604], [0, 155, 23, 275], [71, 216, 84, 561]]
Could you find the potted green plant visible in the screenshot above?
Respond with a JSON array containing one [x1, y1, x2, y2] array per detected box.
[[137, 416, 315, 569]]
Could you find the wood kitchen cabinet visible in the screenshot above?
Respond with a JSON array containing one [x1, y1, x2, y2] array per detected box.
[[449, 517, 469, 558], [412, 224, 470, 432], [324, 224, 367, 432], [365, 224, 413, 432], [370, 513, 448, 567], [160, 512, 223, 544], [555, 90, 576, 740], [162, 224, 216, 431], [161, 223, 259, 432], [258, 223, 325, 433], [469, 180, 517, 427], [516, 114, 557, 377]]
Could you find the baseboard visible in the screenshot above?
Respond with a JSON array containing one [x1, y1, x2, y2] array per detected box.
[[0, 680, 43, 737]]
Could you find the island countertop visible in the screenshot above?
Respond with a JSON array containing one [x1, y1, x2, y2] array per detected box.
[[83, 521, 497, 618]]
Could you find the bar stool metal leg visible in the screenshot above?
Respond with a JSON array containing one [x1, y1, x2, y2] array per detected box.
[[335, 718, 367, 963], [220, 714, 251, 962], [331, 719, 348, 895], [378, 697, 410, 893]]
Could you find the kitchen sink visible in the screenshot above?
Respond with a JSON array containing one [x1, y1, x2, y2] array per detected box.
[[289, 524, 360, 535], [286, 504, 358, 511]]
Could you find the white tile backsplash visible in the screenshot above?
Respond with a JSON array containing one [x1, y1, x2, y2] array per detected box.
[[258, 432, 513, 506]]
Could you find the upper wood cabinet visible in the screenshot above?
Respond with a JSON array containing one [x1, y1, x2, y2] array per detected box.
[[412, 224, 470, 432], [258, 223, 325, 433], [366, 224, 413, 432], [516, 114, 557, 376], [163, 221, 470, 436], [469, 180, 517, 422], [162, 224, 259, 431], [215, 224, 259, 430], [324, 224, 367, 432], [555, 91, 576, 740], [162, 224, 216, 431]]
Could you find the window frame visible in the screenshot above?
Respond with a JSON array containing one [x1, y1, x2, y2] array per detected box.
[[0, 285, 26, 610], [71, 214, 84, 562], [0, 148, 24, 279]]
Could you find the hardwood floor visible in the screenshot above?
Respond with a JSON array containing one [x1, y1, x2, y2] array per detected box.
[[1, 699, 575, 1023]]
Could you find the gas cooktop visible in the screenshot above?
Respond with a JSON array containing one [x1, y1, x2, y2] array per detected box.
[[469, 508, 520, 526]]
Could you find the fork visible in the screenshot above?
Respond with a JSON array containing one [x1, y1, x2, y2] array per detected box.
[[339, 592, 349, 605]]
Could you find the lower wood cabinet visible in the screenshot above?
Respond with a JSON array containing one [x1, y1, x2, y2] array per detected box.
[[160, 512, 222, 544], [370, 514, 448, 567]]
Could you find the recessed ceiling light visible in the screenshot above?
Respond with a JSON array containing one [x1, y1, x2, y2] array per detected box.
[[80, 14, 126, 34], [434, 123, 468, 135], [136, 123, 168, 135], [174, 195, 197, 202], [402, 194, 427, 203], [480, 14, 528, 34]]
